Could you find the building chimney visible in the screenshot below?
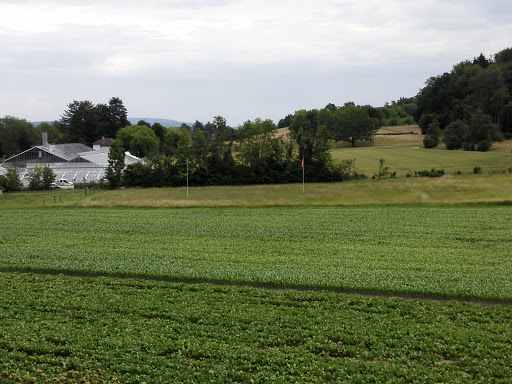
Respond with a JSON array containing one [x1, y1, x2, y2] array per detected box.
[[42, 132, 48, 148]]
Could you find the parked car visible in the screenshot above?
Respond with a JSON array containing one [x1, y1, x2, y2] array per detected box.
[[56, 179, 74, 190]]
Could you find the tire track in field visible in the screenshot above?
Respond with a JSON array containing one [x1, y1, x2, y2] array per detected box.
[[1, 268, 510, 307]]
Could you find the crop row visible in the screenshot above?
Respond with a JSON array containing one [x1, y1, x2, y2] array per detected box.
[[1, 272, 511, 383], [1, 206, 511, 300]]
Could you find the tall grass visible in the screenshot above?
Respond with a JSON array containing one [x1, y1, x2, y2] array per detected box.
[[11, 173, 505, 208]]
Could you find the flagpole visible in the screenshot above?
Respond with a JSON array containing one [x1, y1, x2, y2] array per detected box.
[[302, 157, 304, 194]]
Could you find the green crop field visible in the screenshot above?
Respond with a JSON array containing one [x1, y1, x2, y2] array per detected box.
[[1, 273, 511, 384], [1, 207, 511, 301]]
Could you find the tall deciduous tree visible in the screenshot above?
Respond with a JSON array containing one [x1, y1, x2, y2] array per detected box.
[[237, 118, 292, 183], [116, 125, 160, 158], [105, 140, 125, 189], [332, 105, 376, 147], [176, 131, 191, 175], [0, 116, 39, 158], [289, 109, 334, 180]]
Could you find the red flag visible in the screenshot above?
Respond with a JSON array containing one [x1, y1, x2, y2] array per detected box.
[[301, 157, 304, 168]]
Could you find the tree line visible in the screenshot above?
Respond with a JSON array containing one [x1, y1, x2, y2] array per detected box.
[[278, 100, 416, 131], [0, 95, 413, 164], [106, 113, 368, 188]]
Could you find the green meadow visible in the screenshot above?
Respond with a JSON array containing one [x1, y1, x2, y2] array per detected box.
[[330, 125, 512, 176], [332, 145, 512, 177]]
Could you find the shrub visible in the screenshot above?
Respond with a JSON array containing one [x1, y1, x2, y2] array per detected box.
[[476, 140, 491, 152], [473, 166, 482, 174], [417, 168, 445, 177], [333, 159, 367, 181], [373, 159, 395, 179], [0, 168, 22, 192], [423, 136, 437, 149], [423, 120, 442, 148], [27, 166, 56, 190]]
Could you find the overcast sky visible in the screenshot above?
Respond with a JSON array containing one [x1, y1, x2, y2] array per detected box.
[[1, 0, 511, 126]]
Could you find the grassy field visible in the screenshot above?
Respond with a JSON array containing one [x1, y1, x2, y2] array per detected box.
[[1, 173, 511, 208], [332, 146, 512, 177]]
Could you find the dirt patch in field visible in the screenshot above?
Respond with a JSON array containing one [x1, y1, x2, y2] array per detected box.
[[275, 127, 291, 138], [491, 139, 512, 153], [377, 125, 422, 134]]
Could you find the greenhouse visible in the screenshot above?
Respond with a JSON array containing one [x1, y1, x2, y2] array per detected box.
[[1, 141, 140, 187]]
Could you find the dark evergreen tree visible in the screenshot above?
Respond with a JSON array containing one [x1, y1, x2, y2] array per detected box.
[[473, 53, 491, 68], [192, 120, 204, 132], [60, 100, 101, 145], [277, 114, 293, 128], [103, 97, 130, 138]]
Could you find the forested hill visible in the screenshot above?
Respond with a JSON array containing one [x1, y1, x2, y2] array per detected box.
[[413, 47, 512, 150]]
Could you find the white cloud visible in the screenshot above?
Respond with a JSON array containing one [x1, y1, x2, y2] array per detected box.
[[0, 0, 511, 122]]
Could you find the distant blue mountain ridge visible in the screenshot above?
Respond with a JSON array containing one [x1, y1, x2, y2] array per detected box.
[[127, 117, 193, 127], [32, 118, 193, 128]]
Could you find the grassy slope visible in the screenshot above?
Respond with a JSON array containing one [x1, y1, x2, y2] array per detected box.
[[332, 146, 512, 177], [330, 125, 512, 176]]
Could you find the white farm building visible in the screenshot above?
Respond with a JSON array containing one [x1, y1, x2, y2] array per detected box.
[[0, 135, 140, 187]]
